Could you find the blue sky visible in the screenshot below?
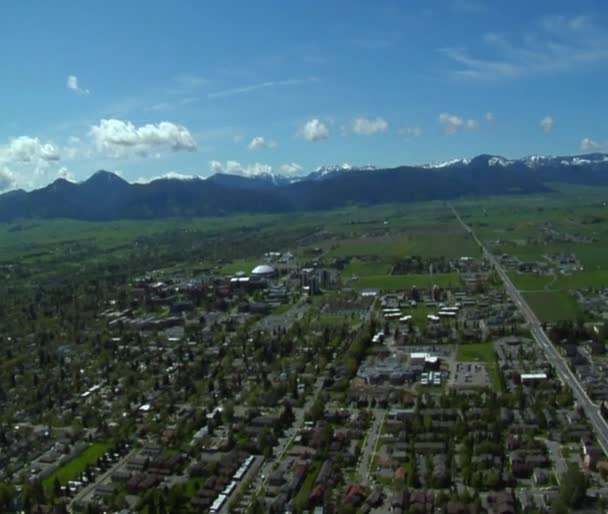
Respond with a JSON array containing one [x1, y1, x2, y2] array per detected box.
[[1, 0, 608, 190]]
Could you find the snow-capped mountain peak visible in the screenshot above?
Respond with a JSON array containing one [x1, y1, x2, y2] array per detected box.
[[423, 158, 470, 169]]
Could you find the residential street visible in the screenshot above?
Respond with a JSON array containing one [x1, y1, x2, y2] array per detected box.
[[356, 409, 385, 486]]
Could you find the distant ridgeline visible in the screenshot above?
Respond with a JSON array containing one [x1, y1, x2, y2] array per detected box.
[[1, 153, 607, 221]]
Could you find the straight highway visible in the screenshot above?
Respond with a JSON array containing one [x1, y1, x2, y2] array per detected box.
[[450, 203, 608, 456]]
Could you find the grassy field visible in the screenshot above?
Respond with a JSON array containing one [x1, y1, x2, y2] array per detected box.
[[509, 273, 554, 291], [522, 291, 583, 323], [353, 273, 460, 291], [553, 270, 608, 290], [456, 343, 496, 362], [342, 259, 392, 277], [43, 442, 112, 490]]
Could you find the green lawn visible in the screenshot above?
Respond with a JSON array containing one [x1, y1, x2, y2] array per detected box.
[[456, 343, 496, 362], [184, 477, 207, 497], [522, 291, 583, 323], [220, 258, 262, 275], [294, 461, 321, 510], [43, 442, 112, 490], [353, 273, 460, 291]]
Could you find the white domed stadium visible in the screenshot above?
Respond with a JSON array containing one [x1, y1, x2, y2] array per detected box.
[[251, 264, 276, 278]]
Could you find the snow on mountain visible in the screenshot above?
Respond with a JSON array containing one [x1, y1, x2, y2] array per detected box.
[[423, 158, 470, 169]]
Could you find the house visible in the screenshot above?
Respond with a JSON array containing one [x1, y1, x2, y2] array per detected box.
[[583, 445, 604, 471], [533, 468, 549, 485], [489, 491, 515, 514]]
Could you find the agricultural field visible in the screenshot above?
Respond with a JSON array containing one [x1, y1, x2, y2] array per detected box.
[[523, 291, 583, 323]]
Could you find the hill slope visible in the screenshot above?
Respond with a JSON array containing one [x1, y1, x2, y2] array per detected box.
[[0, 153, 605, 221]]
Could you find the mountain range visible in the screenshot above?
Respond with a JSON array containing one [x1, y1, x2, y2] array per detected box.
[[1, 153, 607, 221]]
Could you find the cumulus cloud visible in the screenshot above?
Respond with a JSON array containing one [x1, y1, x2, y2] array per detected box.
[[580, 137, 606, 151], [57, 166, 76, 182], [280, 162, 304, 175], [66, 75, 90, 95], [352, 117, 389, 135], [0, 136, 62, 190], [399, 127, 423, 139], [299, 118, 329, 142], [0, 166, 16, 191], [248, 136, 277, 151], [1, 136, 60, 163], [438, 113, 480, 135], [209, 160, 274, 177], [89, 119, 197, 158], [540, 115, 555, 133], [485, 112, 495, 122]]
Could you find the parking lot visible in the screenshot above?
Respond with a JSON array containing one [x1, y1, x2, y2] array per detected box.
[[451, 361, 490, 387]]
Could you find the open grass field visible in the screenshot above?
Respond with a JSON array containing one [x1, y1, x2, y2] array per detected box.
[[353, 273, 460, 291], [522, 291, 583, 323], [43, 442, 112, 490], [342, 259, 392, 277], [553, 270, 608, 290], [456, 343, 496, 362], [509, 273, 553, 291]]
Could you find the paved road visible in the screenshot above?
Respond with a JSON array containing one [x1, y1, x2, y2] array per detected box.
[[220, 456, 263, 514], [450, 203, 608, 456], [356, 409, 385, 486], [542, 438, 568, 483], [246, 375, 326, 509], [69, 447, 136, 512]]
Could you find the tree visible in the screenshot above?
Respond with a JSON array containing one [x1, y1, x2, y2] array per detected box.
[[558, 465, 588, 509], [53, 477, 62, 498]]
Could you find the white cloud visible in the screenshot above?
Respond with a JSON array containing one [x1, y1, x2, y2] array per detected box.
[[439, 113, 480, 134], [352, 117, 389, 136], [66, 75, 90, 95], [438, 113, 462, 134], [299, 118, 329, 142], [399, 127, 423, 139], [1, 136, 60, 162], [0, 166, 16, 191], [540, 115, 555, 133], [248, 136, 277, 151], [57, 166, 76, 182], [441, 15, 608, 80], [208, 160, 274, 177], [134, 171, 201, 184], [580, 137, 606, 151], [209, 77, 318, 99], [89, 119, 197, 158], [280, 162, 304, 175], [484, 112, 495, 122], [0, 136, 64, 190]]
